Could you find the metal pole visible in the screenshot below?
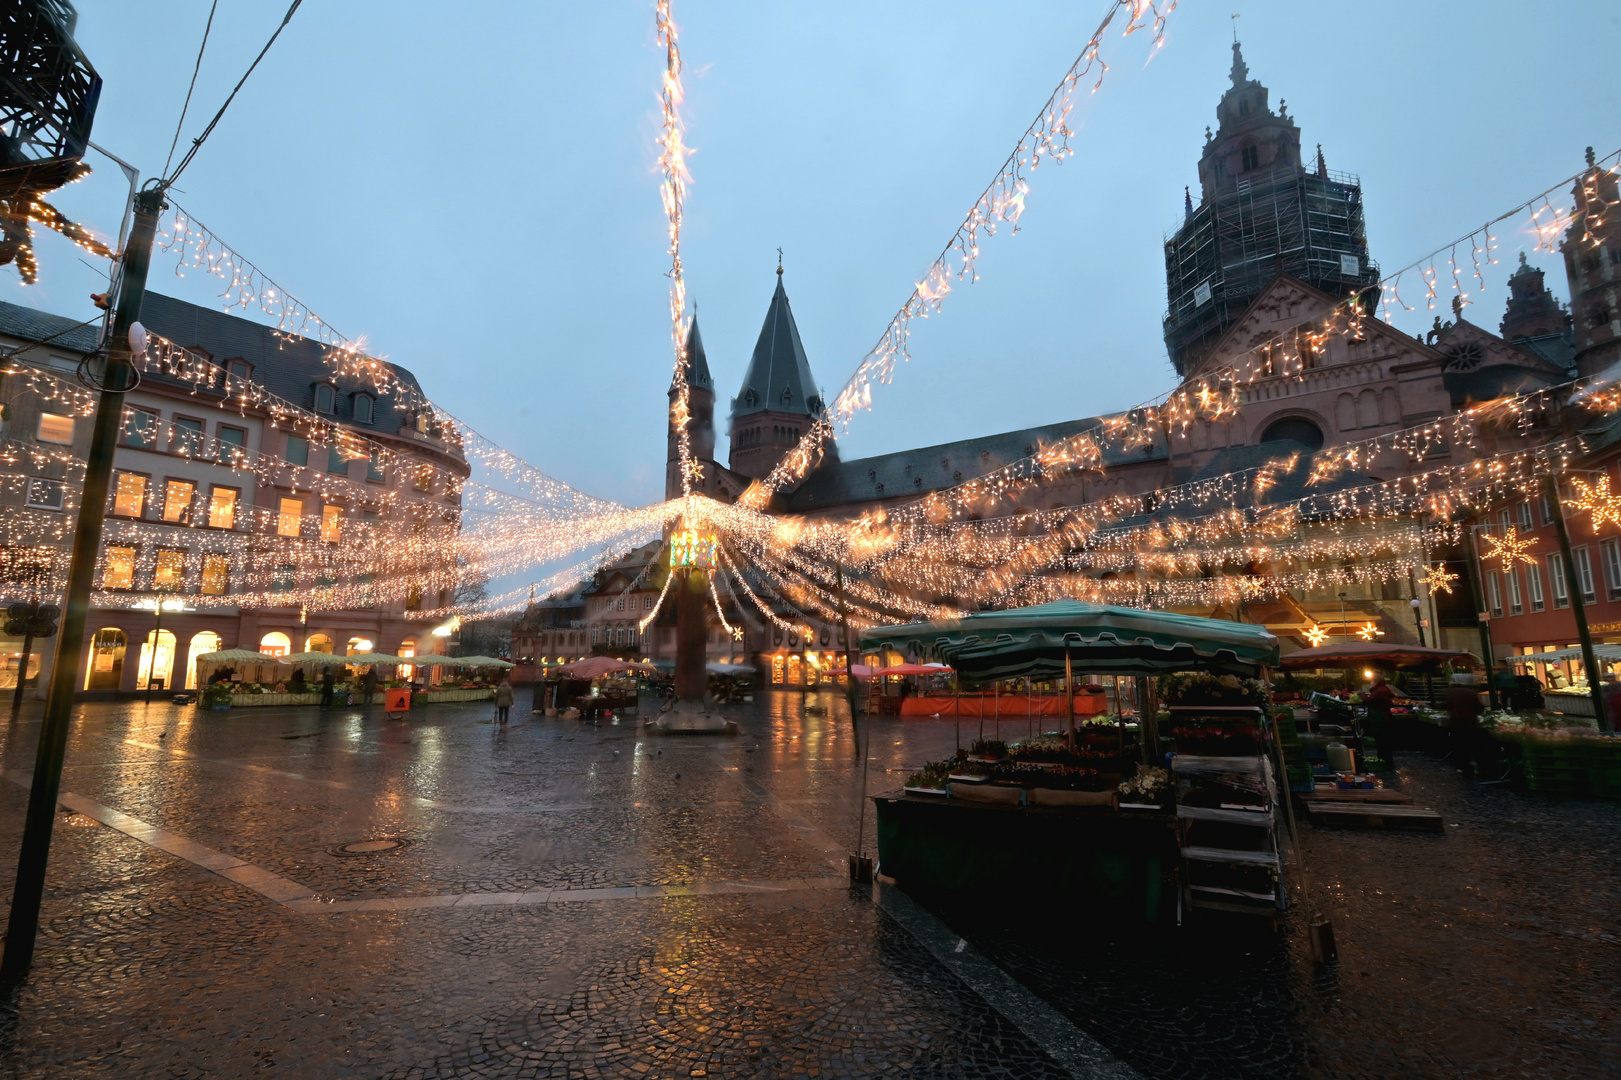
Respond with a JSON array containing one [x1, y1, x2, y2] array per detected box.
[[1064, 644, 1075, 748], [834, 562, 858, 736], [145, 601, 163, 703], [1462, 526, 1499, 711], [11, 632, 33, 713], [2, 187, 165, 983], [1545, 475, 1609, 731]]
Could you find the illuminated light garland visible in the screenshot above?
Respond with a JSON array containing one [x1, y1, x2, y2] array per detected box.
[[1565, 472, 1621, 532], [744, 0, 1174, 506], [1481, 524, 1537, 569], [639, 557, 677, 633], [656, 0, 699, 494], [706, 568, 735, 638]]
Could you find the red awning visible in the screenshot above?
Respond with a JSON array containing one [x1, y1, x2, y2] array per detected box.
[[557, 656, 659, 679], [876, 663, 955, 676]]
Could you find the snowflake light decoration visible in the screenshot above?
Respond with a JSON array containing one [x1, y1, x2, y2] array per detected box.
[[1419, 563, 1458, 596], [1304, 624, 1329, 646], [1481, 525, 1536, 569], [1356, 622, 1384, 641], [1566, 474, 1621, 533]]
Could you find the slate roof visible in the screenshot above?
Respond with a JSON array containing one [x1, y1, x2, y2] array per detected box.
[[136, 292, 430, 431], [1508, 332, 1576, 374], [672, 317, 712, 392], [0, 299, 102, 353], [782, 413, 1170, 512], [731, 272, 821, 419]]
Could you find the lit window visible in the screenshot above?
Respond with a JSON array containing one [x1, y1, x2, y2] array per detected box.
[[123, 408, 158, 448], [113, 472, 147, 517], [353, 394, 373, 424], [314, 384, 335, 413], [103, 546, 136, 590], [414, 465, 433, 492], [35, 412, 75, 444], [154, 549, 186, 590], [25, 477, 63, 510], [284, 435, 309, 467], [321, 504, 343, 542], [201, 554, 229, 596], [162, 479, 195, 523], [171, 417, 204, 456], [208, 486, 237, 529], [278, 497, 303, 537]]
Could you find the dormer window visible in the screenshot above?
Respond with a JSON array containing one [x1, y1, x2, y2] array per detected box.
[[313, 383, 336, 414], [226, 359, 252, 381], [780, 387, 793, 406], [352, 393, 374, 424], [1241, 143, 1260, 171]]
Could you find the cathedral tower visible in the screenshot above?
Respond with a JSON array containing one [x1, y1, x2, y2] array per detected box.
[[666, 317, 715, 500], [1162, 40, 1380, 377], [728, 266, 833, 480], [1499, 250, 1571, 344], [1561, 147, 1621, 377]]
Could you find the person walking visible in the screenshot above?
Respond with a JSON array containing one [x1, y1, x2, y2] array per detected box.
[[319, 665, 334, 709], [1445, 672, 1485, 775], [495, 677, 514, 724]]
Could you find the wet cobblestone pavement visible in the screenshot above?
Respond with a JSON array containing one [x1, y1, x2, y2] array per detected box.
[[0, 695, 1616, 1078]]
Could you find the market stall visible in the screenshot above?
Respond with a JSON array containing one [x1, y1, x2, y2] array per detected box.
[[546, 657, 658, 717], [862, 599, 1285, 919]]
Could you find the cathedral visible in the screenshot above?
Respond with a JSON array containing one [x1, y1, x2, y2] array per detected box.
[[520, 39, 1619, 683]]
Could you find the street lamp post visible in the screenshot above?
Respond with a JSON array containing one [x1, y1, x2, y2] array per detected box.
[[1410, 598, 1426, 647]]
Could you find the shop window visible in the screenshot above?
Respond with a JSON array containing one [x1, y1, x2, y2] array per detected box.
[[284, 434, 309, 467], [1549, 552, 1569, 608], [304, 633, 334, 654], [346, 637, 373, 656], [162, 479, 195, 523], [321, 504, 343, 542], [153, 549, 186, 590], [113, 472, 147, 517], [103, 546, 136, 590], [184, 630, 221, 689], [397, 639, 415, 681], [1527, 563, 1546, 612], [259, 632, 291, 657], [217, 425, 246, 464], [201, 554, 229, 596], [787, 655, 802, 685], [1575, 547, 1597, 605], [122, 408, 158, 448], [137, 629, 177, 692], [208, 486, 237, 529], [278, 497, 303, 537], [85, 628, 126, 690], [25, 477, 63, 510], [35, 412, 75, 444], [171, 416, 204, 456]]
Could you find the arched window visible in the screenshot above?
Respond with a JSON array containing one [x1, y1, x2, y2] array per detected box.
[[1241, 142, 1259, 171], [184, 631, 222, 689], [313, 383, 336, 414], [398, 638, 416, 681], [137, 629, 177, 691], [1258, 417, 1324, 451], [352, 394, 374, 424], [1356, 388, 1380, 429], [259, 632, 291, 657], [304, 633, 334, 654], [346, 636, 373, 655], [86, 628, 126, 691]]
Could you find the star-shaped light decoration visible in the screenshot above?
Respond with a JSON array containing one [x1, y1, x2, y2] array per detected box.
[[1303, 624, 1330, 647], [1566, 473, 1621, 533], [1481, 525, 1537, 569], [1418, 562, 1458, 596], [1356, 622, 1384, 641]]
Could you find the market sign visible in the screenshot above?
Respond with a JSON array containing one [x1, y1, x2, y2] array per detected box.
[[668, 529, 717, 571]]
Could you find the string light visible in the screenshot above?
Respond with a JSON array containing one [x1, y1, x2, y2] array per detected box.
[[1481, 525, 1536, 569], [1418, 562, 1458, 596], [1565, 472, 1621, 532], [656, 0, 699, 494]]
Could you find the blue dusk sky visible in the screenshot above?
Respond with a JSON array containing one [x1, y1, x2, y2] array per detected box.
[[18, 1, 1621, 506]]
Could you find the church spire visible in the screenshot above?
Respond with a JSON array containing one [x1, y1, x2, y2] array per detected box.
[[1229, 38, 1249, 88]]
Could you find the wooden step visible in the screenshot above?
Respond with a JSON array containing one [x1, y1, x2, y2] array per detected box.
[[1180, 845, 1279, 867], [1305, 785, 1413, 804], [1305, 802, 1444, 831], [1177, 804, 1276, 826]]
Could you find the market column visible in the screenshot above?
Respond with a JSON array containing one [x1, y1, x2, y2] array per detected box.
[[650, 524, 735, 734]]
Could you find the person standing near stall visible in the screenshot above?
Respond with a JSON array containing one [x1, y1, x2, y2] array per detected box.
[[361, 667, 379, 708], [1363, 672, 1396, 763], [1445, 672, 1485, 775], [320, 665, 334, 708]]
